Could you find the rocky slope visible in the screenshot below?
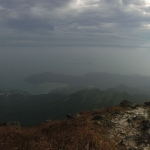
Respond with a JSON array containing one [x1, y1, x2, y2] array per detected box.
[[109, 100, 150, 149], [1, 100, 150, 150]]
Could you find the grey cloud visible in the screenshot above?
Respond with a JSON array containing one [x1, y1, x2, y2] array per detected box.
[[1, 0, 150, 43], [122, 0, 144, 6], [0, 0, 71, 9], [7, 18, 54, 31]]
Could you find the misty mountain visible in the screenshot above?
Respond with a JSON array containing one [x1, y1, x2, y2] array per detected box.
[[50, 85, 88, 94], [23, 72, 150, 93], [1, 88, 150, 126], [23, 72, 81, 84], [51, 84, 150, 95], [106, 84, 148, 95]]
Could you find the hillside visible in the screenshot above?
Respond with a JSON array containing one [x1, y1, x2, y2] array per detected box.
[[1, 89, 150, 126], [1, 101, 150, 150]]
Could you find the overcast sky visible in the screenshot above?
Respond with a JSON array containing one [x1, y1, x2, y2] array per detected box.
[[1, 0, 150, 45], [1, 0, 150, 92]]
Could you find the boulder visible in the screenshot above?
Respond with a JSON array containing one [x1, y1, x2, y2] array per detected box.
[[142, 120, 150, 129], [7, 121, 20, 127], [67, 114, 73, 119], [144, 102, 150, 106], [119, 100, 136, 108]]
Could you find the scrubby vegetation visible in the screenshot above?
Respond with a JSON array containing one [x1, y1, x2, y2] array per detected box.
[[0, 107, 121, 150], [2, 97, 150, 149]]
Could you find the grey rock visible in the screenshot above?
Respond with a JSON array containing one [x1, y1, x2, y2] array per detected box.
[[45, 120, 51, 122], [119, 100, 136, 108], [7, 121, 20, 127]]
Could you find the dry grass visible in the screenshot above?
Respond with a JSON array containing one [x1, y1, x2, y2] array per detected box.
[[0, 107, 121, 150]]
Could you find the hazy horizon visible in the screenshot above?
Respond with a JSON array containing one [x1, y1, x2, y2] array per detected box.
[[1, 0, 150, 93], [1, 45, 150, 94]]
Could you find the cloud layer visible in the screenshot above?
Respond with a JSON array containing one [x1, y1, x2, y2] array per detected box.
[[1, 0, 150, 45]]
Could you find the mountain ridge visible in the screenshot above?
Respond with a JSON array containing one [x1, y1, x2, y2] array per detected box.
[[1, 88, 150, 126]]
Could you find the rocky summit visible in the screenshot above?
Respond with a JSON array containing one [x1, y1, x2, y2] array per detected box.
[[1, 100, 150, 150], [111, 101, 150, 150]]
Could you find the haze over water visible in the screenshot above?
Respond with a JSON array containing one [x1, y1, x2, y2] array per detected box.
[[1, 44, 150, 94]]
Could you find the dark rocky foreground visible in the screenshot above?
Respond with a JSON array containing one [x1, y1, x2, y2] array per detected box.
[[1, 100, 150, 150]]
